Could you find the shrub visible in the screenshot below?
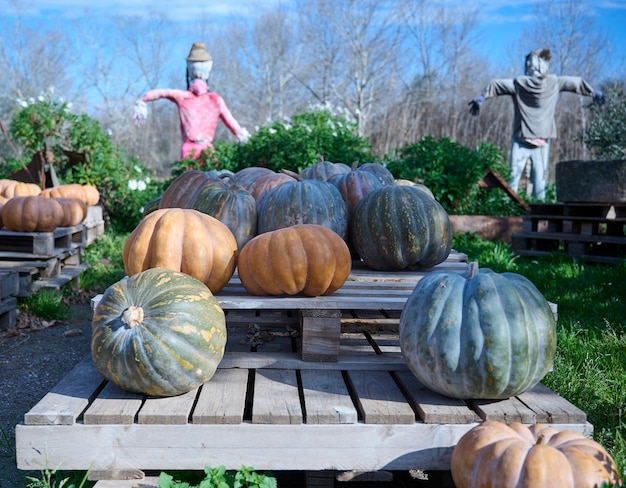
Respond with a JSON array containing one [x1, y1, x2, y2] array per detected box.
[[583, 80, 626, 160]]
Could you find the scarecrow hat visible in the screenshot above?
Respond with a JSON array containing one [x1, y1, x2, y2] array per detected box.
[[187, 42, 212, 62]]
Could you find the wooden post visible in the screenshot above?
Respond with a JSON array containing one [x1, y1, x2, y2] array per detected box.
[[300, 309, 342, 362]]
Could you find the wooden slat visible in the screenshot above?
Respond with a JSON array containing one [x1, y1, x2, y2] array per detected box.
[[346, 370, 415, 424], [517, 383, 587, 424], [252, 369, 303, 424], [24, 355, 105, 425], [469, 396, 537, 424], [393, 371, 477, 424], [138, 389, 198, 425], [300, 370, 358, 424], [192, 369, 248, 424], [83, 382, 144, 425]]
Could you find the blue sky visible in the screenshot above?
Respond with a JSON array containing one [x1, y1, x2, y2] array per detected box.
[[4, 0, 626, 79]]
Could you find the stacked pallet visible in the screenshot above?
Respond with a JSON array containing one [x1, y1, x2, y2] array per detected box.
[[512, 202, 626, 263], [0, 205, 105, 296], [0, 270, 19, 330]]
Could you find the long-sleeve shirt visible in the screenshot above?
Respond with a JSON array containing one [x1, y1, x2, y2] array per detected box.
[[481, 75, 595, 141]]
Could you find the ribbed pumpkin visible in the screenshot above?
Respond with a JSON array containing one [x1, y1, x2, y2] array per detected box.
[[300, 159, 351, 181], [91, 268, 227, 397], [191, 179, 257, 250], [329, 163, 384, 217], [2, 195, 65, 232], [41, 183, 100, 206], [247, 171, 295, 210], [258, 173, 348, 239], [56, 197, 88, 227], [123, 208, 238, 294], [399, 262, 556, 399], [0, 180, 42, 198], [231, 166, 275, 192], [357, 162, 395, 186], [451, 421, 622, 488], [238, 224, 351, 296], [350, 185, 451, 270], [158, 170, 217, 209]]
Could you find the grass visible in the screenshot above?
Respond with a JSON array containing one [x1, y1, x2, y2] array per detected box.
[[15, 230, 626, 485]]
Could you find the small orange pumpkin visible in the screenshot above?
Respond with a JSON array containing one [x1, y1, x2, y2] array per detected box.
[[41, 183, 100, 206], [55, 197, 88, 227], [2, 195, 65, 232], [0, 179, 41, 198], [123, 208, 238, 294], [237, 224, 352, 296], [451, 421, 622, 488]]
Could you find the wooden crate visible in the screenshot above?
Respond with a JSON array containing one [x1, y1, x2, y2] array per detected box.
[[512, 203, 626, 263], [15, 321, 589, 485]]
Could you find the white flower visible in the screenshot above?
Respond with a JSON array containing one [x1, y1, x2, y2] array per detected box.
[[268, 128, 276, 134], [17, 98, 27, 107], [38, 95, 45, 102], [28, 97, 35, 104], [133, 165, 143, 173]]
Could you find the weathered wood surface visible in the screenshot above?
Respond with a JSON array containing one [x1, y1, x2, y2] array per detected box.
[[17, 326, 591, 481]]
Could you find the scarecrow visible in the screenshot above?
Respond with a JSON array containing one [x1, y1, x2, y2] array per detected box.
[[469, 48, 604, 199], [134, 42, 249, 161]]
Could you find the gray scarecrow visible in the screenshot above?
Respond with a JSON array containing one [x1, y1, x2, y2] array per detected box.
[[469, 48, 604, 199]]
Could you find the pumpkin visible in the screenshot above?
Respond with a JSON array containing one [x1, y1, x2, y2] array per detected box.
[[356, 162, 394, 186], [399, 262, 556, 399], [55, 197, 88, 227], [247, 171, 295, 210], [394, 179, 435, 199], [0, 179, 41, 198], [91, 268, 227, 397], [329, 162, 384, 217], [191, 179, 257, 250], [451, 421, 622, 488], [231, 166, 275, 192], [237, 224, 351, 296], [2, 195, 65, 232], [350, 185, 451, 270], [158, 170, 217, 209], [300, 158, 351, 181], [41, 183, 99, 206], [123, 208, 238, 294], [258, 171, 348, 239], [141, 195, 162, 217]]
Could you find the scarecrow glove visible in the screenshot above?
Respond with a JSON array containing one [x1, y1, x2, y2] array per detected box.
[[592, 90, 605, 105], [133, 100, 148, 127], [237, 127, 250, 143], [468, 96, 484, 116]]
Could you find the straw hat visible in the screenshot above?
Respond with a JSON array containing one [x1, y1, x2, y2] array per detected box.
[[186, 42, 212, 62]]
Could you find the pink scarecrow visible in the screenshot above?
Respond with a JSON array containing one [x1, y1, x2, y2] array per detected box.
[[134, 42, 249, 161], [469, 48, 604, 200]]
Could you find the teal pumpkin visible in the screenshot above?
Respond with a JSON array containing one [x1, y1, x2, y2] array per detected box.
[[91, 268, 227, 397], [191, 179, 257, 250], [159, 170, 218, 209], [329, 164, 384, 217], [357, 162, 395, 186], [300, 159, 351, 181], [399, 263, 556, 399], [258, 175, 348, 239], [350, 185, 451, 270]]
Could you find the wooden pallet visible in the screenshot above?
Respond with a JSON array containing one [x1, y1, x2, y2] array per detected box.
[[512, 203, 626, 263], [15, 319, 589, 486], [0, 225, 86, 256], [0, 270, 19, 329]]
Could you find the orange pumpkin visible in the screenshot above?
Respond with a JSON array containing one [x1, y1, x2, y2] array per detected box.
[[451, 421, 622, 488], [41, 183, 100, 206], [55, 197, 88, 227], [2, 195, 65, 232], [237, 224, 352, 296], [123, 208, 238, 294], [0, 179, 41, 198]]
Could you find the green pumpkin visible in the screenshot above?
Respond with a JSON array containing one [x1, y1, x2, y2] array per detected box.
[[159, 170, 218, 209], [300, 159, 351, 181], [350, 185, 451, 270], [91, 268, 227, 397], [356, 162, 395, 186], [399, 262, 556, 400], [258, 174, 348, 239], [191, 179, 257, 250], [329, 164, 384, 217]]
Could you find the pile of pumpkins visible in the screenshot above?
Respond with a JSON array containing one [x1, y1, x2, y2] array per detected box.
[[0, 179, 100, 232], [91, 161, 622, 487]]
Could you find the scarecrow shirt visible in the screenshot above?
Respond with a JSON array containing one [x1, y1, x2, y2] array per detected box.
[[481, 74, 595, 142], [143, 79, 243, 158]]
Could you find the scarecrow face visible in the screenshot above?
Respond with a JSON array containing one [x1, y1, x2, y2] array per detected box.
[[525, 50, 550, 79]]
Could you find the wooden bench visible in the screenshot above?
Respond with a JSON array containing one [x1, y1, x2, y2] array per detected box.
[[15, 254, 589, 486]]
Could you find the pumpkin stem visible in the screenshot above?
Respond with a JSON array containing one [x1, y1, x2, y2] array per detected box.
[[466, 261, 479, 280], [536, 432, 546, 445], [351, 161, 359, 170], [280, 168, 302, 181], [121, 306, 144, 328]]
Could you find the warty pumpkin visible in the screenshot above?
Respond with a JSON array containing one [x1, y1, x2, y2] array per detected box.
[[123, 208, 238, 294], [399, 262, 556, 399], [451, 421, 622, 488], [2, 195, 65, 232], [237, 224, 352, 296], [91, 267, 227, 397], [350, 185, 451, 270]]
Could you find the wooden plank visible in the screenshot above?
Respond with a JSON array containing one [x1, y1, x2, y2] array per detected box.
[[346, 370, 415, 424], [83, 382, 144, 425], [300, 370, 358, 424], [300, 309, 341, 362], [469, 396, 537, 424], [24, 355, 105, 425], [393, 371, 477, 424], [138, 389, 198, 425], [252, 369, 303, 424], [517, 383, 587, 424], [192, 369, 248, 425], [0, 269, 19, 298]]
